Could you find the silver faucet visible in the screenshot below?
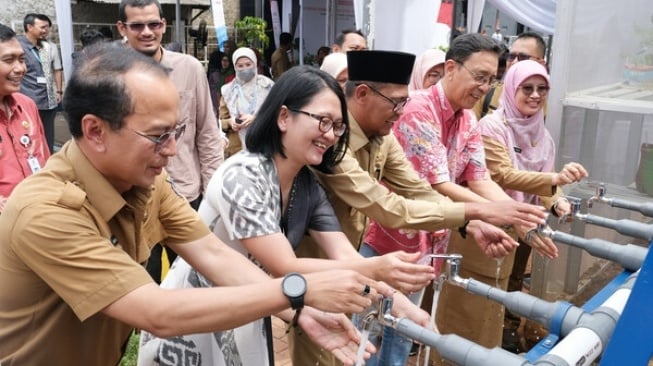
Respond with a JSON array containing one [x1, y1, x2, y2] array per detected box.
[[558, 196, 585, 223], [588, 183, 611, 208]]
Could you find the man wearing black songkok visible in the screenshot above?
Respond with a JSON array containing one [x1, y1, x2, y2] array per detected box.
[[290, 50, 548, 366]]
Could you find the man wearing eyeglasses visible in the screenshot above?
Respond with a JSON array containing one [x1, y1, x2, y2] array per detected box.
[[472, 31, 547, 119], [388, 33, 558, 365], [116, 0, 224, 283], [293, 49, 549, 366], [0, 43, 388, 366]]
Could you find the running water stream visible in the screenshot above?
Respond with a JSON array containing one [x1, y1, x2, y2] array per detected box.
[[355, 329, 370, 366]]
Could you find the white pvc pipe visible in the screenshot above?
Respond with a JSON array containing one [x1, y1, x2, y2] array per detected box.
[[545, 327, 602, 366], [540, 287, 632, 366]]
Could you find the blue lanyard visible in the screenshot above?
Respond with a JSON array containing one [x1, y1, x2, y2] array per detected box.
[[30, 47, 41, 63]]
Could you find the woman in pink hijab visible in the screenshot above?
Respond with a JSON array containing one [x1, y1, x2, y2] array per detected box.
[[480, 60, 587, 208], [408, 48, 446, 91]]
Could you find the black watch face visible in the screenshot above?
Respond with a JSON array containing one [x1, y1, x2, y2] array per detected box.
[[284, 274, 306, 297]]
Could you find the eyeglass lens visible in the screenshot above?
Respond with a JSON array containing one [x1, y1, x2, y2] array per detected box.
[[520, 85, 549, 96], [507, 53, 532, 62], [126, 21, 164, 32]]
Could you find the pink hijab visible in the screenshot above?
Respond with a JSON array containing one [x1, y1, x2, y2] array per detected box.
[[408, 48, 446, 91], [480, 60, 555, 204]]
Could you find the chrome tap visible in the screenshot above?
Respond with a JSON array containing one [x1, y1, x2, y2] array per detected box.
[[421, 253, 466, 287], [588, 183, 611, 208], [558, 196, 585, 223]]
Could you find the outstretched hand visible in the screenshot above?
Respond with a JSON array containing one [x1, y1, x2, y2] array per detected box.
[[303, 269, 394, 315], [374, 251, 435, 293], [475, 200, 547, 228], [299, 307, 376, 366], [515, 225, 559, 259], [553, 162, 588, 186], [467, 220, 519, 258]]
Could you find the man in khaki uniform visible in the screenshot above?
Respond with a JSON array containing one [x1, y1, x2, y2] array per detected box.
[[290, 50, 548, 366], [0, 45, 391, 366]]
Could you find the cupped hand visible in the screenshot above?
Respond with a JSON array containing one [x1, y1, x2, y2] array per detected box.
[[515, 225, 559, 259], [299, 307, 376, 366], [467, 220, 519, 258], [374, 251, 435, 293]]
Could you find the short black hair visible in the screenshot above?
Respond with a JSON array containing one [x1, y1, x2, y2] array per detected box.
[[0, 23, 16, 42], [279, 32, 292, 46], [445, 33, 502, 63], [64, 43, 170, 138], [119, 0, 163, 22], [334, 29, 364, 47], [514, 31, 546, 59], [98, 26, 114, 40], [246, 65, 349, 173], [23, 13, 52, 32], [80, 28, 105, 48]]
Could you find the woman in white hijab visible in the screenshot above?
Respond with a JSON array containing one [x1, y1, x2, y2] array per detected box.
[[220, 47, 274, 148], [320, 52, 348, 91]]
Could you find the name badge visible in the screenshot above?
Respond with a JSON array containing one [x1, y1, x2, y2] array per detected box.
[[36, 76, 47, 84], [513, 146, 522, 154], [27, 156, 41, 174]]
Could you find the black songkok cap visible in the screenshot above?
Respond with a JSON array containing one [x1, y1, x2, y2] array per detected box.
[[347, 50, 416, 85]]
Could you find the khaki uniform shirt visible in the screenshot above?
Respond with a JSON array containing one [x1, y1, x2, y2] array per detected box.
[[0, 141, 209, 365], [483, 136, 560, 210], [311, 114, 465, 250]]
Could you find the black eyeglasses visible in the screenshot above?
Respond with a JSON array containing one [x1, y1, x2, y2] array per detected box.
[[518, 84, 550, 97], [359, 83, 410, 113], [506, 53, 540, 62], [128, 123, 186, 152], [455, 60, 498, 88], [289, 109, 347, 137], [123, 21, 165, 32]]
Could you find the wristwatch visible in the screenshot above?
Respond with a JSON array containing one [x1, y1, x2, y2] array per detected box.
[[281, 272, 307, 310]]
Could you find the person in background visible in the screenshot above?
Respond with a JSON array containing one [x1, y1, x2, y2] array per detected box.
[[139, 65, 433, 366], [320, 52, 348, 90], [18, 13, 63, 153], [332, 29, 368, 53], [116, 0, 224, 283], [315, 46, 331, 66], [480, 60, 588, 353], [492, 27, 504, 44], [271, 32, 293, 81], [98, 26, 114, 40], [72, 28, 106, 61], [408, 48, 446, 92], [220, 47, 274, 151], [0, 24, 50, 213], [0, 44, 381, 366]]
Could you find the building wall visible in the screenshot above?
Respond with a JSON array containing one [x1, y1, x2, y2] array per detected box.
[[1, 0, 56, 32]]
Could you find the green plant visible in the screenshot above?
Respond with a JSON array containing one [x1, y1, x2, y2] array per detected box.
[[234, 16, 269, 54]]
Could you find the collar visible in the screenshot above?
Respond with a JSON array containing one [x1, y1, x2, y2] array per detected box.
[[434, 83, 463, 124], [347, 111, 374, 153], [59, 141, 150, 222], [2, 94, 21, 116]]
